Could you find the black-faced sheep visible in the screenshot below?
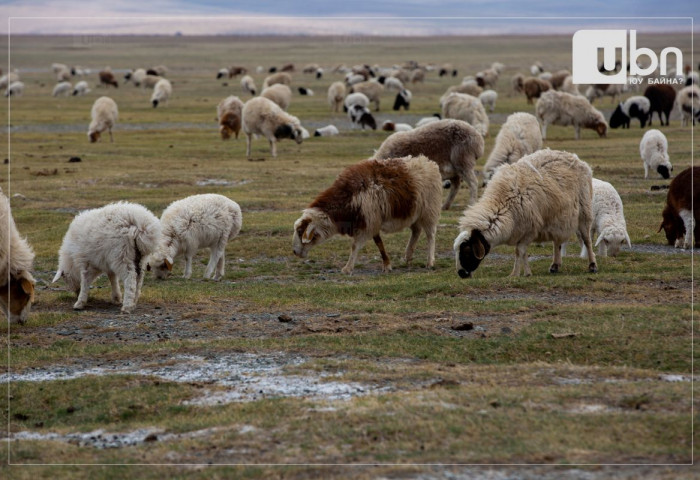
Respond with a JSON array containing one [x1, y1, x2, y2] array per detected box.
[[347, 104, 376, 130], [151, 78, 172, 108], [659, 166, 699, 249], [72, 80, 90, 96], [314, 125, 339, 137], [88, 96, 118, 143], [535, 90, 608, 140], [644, 84, 676, 126], [609, 96, 651, 129], [242, 96, 303, 158], [640, 129, 672, 179], [392, 89, 411, 111], [454, 149, 597, 278], [292, 156, 442, 274], [217, 95, 244, 140], [240, 75, 257, 96], [5, 81, 24, 97]]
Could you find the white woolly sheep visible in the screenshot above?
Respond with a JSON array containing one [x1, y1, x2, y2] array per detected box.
[[328, 81, 346, 113], [383, 76, 404, 91], [345, 74, 366, 86], [0, 72, 19, 90], [314, 125, 339, 137], [381, 120, 413, 132], [478, 90, 498, 112], [375, 119, 484, 209], [491, 62, 505, 74], [242, 96, 303, 157], [52, 81, 72, 97], [293, 155, 442, 274], [240, 75, 257, 96], [559, 75, 581, 96], [52, 63, 68, 74], [441, 92, 490, 137], [151, 78, 172, 108], [5, 81, 24, 97], [52, 202, 161, 313], [0, 193, 35, 324], [349, 81, 384, 111], [530, 62, 544, 76], [217, 95, 244, 140], [536, 90, 608, 140], [124, 68, 147, 86], [149, 194, 242, 281], [262, 72, 292, 90], [344, 92, 370, 111], [142, 75, 161, 89], [88, 96, 118, 143], [482, 112, 543, 186], [454, 149, 597, 278], [609, 96, 651, 129], [56, 66, 71, 82], [415, 115, 441, 128], [261, 83, 292, 111], [580, 178, 631, 258], [640, 129, 672, 179], [72, 80, 90, 96], [676, 85, 700, 127]]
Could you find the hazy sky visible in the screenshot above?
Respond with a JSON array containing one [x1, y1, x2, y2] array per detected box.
[[2, 0, 696, 35]]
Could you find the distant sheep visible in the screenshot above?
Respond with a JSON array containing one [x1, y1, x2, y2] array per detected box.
[[445, 83, 483, 97], [536, 90, 608, 140], [375, 119, 484, 209], [151, 78, 172, 108], [142, 75, 161, 89], [4, 81, 24, 97], [383, 76, 404, 91], [52, 81, 72, 97], [262, 72, 292, 90], [88, 96, 118, 143], [292, 155, 442, 274], [410, 69, 425, 84], [579, 178, 631, 258], [439, 63, 458, 77], [217, 95, 244, 140], [644, 84, 676, 126], [150, 194, 242, 281], [530, 62, 544, 76], [478, 89, 497, 112], [124, 68, 147, 86], [297, 87, 314, 96], [347, 104, 377, 130], [0, 72, 19, 90], [559, 75, 581, 96], [261, 83, 292, 111], [475, 69, 498, 89], [676, 85, 700, 127], [415, 114, 441, 128], [327, 81, 346, 113], [217, 66, 247, 79], [659, 166, 699, 249], [240, 75, 257, 95], [441, 92, 490, 137], [349, 81, 383, 111], [56, 66, 71, 82], [549, 70, 571, 90], [99, 69, 118, 88], [393, 89, 411, 111], [511, 74, 524, 95], [640, 129, 672, 179], [381, 120, 413, 132], [314, 125, 339, 137], [52, 202, 161, 313], [454, 149, 597, 278], [72, 80, 90, 96], [482, 112, 543, 186], [609, 96, 651, 129], [522, 77, 551, 104], [149, 65, 168, 77], [344, 92, 370, 111], [0, 192, 35, 324], [242, 96, 303, 157]]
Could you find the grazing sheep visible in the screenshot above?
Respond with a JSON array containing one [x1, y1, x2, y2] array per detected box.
[[383, 76, 404, 91], [644, 84, 676, 126], [292, 155, 442, 274], [72, 80, 90, 96], [262, 72, 292, 90], [0, 72, 19, 90], [676, 85, 700, 127], [55, 66, 71, 82], [609, 96, 651, 129], [217, 68, 229, 79], [261, 83, 292, 111], [345, 73, 366, 86], [475, 69, 498, 89], [445, 83, 483, 97], [280, 63, 294, 73], [522, 77, 551, 104], [640, 129, 672, 179], [142, 75, 161, 89], [410, 69, 425, 84], [579, 178, 631, 258], [585, 83, 624, 104], [4, 81, 24, 97], [52, 81, 72, 97], [347, 104, 377, 130], [454, 149, 597, 278], [314, 125, 339, 137], [0, 193, 35, 324], [478, 90, 498, 112], [52, 202, 161, 313], [217, 95, 244, 140], [530, 62, 544, 76], [149, 65, 168, 77], [88, 96, 118, 143], [415, 114, 441, 128], [482, 112, 543, 186], [240, 75, 257, 96], [685, 71, 699, 86], [297, 87, 314, 96], [538, 72, 553, 82], [343, 92, 370, 111], [491, 62, 505, 74], [220, 66, 247, 79], [242, 96, 303, 157], [124, 68, 147, 86], [535, 90, 608, 140], [375, 119, 484, 209], [71, 65, 89, 77], [151, 78, 172, 108], [381, 120, 413, 132], [393, 89, 411, 111], [52, 63, 68, 74], [327, 81, 346, 113], [348, 81, 383, 111], [559, 76, 581, 96], [659, 166, 699, 249], [549, 70, 571, 90], [302, 63, 320, 74], [98, 69, 118, 88], [150, 194, 242, 281], [439, 63, 458, 77], [441, 92, 490, 137]]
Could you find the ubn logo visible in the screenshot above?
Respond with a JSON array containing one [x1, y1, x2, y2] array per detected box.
[[572, 30, 683, 84]]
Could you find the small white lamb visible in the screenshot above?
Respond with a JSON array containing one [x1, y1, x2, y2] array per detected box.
[[580, 178, 631, 258], [640, 129, 672, 179]]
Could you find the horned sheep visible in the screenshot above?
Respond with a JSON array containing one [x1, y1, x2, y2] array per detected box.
[[261, 83, 292, 111], [151, 78, 172, 108], [149, 194, 242, 281], [482, 112, 543, 186], [292, 155, 442, 274], [52, 202, 161, 313], [640, 129, 672, 179], [454, 149, 597, 278], [579, 178, 631, 258], [217, 95, 244, 140], [441, 92, 490, 137], [374, 119, 484, 209], [241, 96, 303, 157], [535, 90, 608, 140], [88, 96, 118, 143]]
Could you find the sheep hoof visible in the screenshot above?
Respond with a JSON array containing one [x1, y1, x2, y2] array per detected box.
[[382, 264, 393, 273], [111, 295, 122, 305], [341, 266, 354, 275], [549, 264, 560, 273], [121, 306, 134, 314], [73, 302, 85, 310], [588, 262, 598, 273]]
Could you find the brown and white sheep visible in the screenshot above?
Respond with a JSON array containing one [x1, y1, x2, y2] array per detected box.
[[242, 96, 303, 158], [98, 69, 118, 88], [217, 95, 244, 140], [659, 166, 699, 249], [522, 77, 551, 104]]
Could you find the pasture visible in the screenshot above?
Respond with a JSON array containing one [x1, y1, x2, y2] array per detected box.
[[1, 33, 697, 479]]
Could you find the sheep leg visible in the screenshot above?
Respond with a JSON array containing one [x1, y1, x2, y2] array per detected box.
[[550, 242, 563, 273], [216, 254, 226, 280], [373, 235, 392, 272], [443, 176, 461, 210], [679, 209, 694, 249], [109, 127, 113, 143], [183, 254, 193, 279], [205, 243, 226, 280], [121, 268, 138, 313], [644, 163, 649, 179], [465, 169, 478, 205], [107, 271, 122, 304], [245, 133, 252, 157], [425, 223, 436, 268], [341, 237, 366, 275], [73, 267, 93, 310], [270, 139, 277, 157], [574, 124, 581, 140], [403, 225, 422, 266], [578, 227, 597, 273], [540, 122, 547, 141], [510, 244, 530, 277]]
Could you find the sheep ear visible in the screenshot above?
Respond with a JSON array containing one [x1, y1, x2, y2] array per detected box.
[[165, 258, 173, 271], [20, 278, 35, 301], [302, 224, 315, 244], [52, 270, 62, 283], [146, 263, 151, 272], [473, 236, 486, 260]]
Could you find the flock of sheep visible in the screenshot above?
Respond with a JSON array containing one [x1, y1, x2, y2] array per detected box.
[[0, 56, 698, 324]]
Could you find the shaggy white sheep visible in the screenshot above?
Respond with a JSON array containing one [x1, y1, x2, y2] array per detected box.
[[242, 96, 303, 157], [535, 90, 608, 140], [262, 72, 292, 90], [640, 129, 672, 179], [52, 202, 161, 313], [344, 92, 370, 111], [125, 68, 147, 87], [441, 92, 490, 137], [261, 83, 292, 111], [327, 81, 346, 113], [0, 193, 35, 324], [482, 112, 543, 186], [150, 194, 242, 281], [585, 83, 625, 104], [52, 81, 72, 97], [5, 81, 24, 97], [349, 81, 384, 111], [383, 76, 404, 91], [478, 89, 498, 112], [314, 125, 340, 137], [151, 78, 172, 108], [240, 75, 257, 96], [88, 96, 118, 143], [415, 115, 441, 128], [217, 95, 244, 140], [454, 149, 597, 278], [72, 80, 90, 96], [579, 178, 631, 258]]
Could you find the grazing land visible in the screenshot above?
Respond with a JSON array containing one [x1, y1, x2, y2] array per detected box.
[[1, 33, 697, 479]]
